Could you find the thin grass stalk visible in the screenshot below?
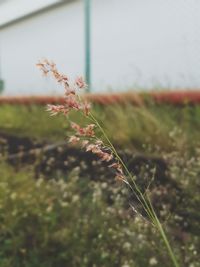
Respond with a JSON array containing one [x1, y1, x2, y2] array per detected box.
[[89, 112, 158, 222], [89, 111, 180, 267]]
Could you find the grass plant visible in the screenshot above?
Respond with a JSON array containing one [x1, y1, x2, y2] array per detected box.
[[36, 60, 182, 267]]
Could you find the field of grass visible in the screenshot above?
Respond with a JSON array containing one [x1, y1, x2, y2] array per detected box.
[[0, 102, 200, 267], [1, 103, 200, 152]]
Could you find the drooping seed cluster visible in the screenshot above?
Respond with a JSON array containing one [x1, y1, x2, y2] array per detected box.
[[37, 59, 126, 182], [37, 59, 90, 116]]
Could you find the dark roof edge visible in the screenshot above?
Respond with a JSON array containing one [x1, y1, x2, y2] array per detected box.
[[0, 0, 76, 30]]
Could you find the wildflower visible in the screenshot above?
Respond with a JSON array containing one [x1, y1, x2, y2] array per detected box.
[[84, 124, 95, 136], [82, 101, 91, 116], [95, 140, 103, 146], [123, 242, 131, 251], [72, 195, 80, 203], [35, 178, 44, 188], [115, 173, 125, 182], [109, 162, 123, 175], [65, 95, 80, 110], [60, 201, 69, 207], [36, 62, 45, 68], [10, 192, 17, 200], [85, 144, 99, 153], [149, 257, 158, 266], [64, 86, 75, 96], [46, 104, 68, 116], [36, 62, 49, 76], [75, 76, 86, 89], [82, 140, 89, 147], [20, 248, 27, 254], [46, 205, 53, 213], [68, 136, 80, 145], [71, 122, 95, 137], [99, 152, 113, 162], [71, 122, 85, 136], [101, 182, 107, 189]]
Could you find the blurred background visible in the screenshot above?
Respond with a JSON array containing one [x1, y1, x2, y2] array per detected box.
[[0, 0, 200, 95], [0, 1, 200, 267]]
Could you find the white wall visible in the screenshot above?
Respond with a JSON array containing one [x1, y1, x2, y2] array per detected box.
[[0, 0, 84, 95], [0, 0, 63, 27], [0, 0, 200, 95]]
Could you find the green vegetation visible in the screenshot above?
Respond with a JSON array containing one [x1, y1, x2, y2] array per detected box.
[[0, 104, 67, 141], [0, 103, 200, 266], [0, 103, 200, 152], [0, 162, 199, 267]]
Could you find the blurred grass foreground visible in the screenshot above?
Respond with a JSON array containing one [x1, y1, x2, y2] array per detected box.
[[0, 98, 199, 267]]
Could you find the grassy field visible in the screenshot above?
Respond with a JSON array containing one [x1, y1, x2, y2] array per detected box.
[[0, 103, 200, 151], [0, 102, 200, 267]]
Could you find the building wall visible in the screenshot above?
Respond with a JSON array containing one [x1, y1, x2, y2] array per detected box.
[[0, 0, 200, 95], [0, 0, 63, 26]]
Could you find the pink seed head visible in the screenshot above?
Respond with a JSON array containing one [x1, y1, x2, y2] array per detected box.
[[75, 76, 87, 89]]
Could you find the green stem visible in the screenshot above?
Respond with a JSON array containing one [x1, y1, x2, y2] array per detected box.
[[147, 195, 180, 267], [157, 219, 180, 267], [89, 112, 155, 222], [89, 112, 180, 267]]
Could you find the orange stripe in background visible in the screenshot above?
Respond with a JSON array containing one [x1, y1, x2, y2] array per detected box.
[[0, 91, 200, 106]]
